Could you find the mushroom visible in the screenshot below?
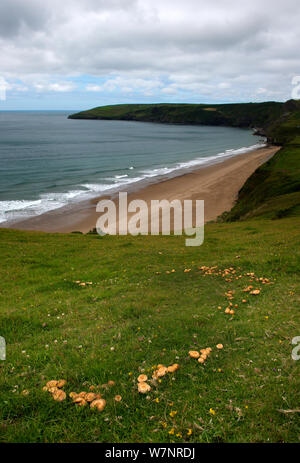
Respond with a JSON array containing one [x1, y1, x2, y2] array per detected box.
[[138, 374, 148, 383], [57, 379, 66, 388], [189, 351, 200, 359], [48, 386, 59, 393], [52, 389, 66, 401], [46, 380, 58, 388], [198, 358, 205, 364], [73, 397, 87, 406], [167, 364, 179, 373], [107, 380, 115, 387], [216, 344, 224, 349], [250, 289, 260, 295], [85, 392, 97, 402], [90, 398, 106, 411], [156, 367, 168, 377], [114, 395, 122, 402], [138, 382, 151, 394], [69, 392, 78, 399]]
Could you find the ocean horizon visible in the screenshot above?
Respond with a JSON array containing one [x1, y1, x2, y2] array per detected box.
[[0, 110, 265, 225]]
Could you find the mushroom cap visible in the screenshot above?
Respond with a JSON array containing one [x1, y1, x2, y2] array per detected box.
[[52, 389, 66, 402], [78, 391, 87, 398], [46, 380, 58, 388], [107, 380, 115, 387], [85, 392, 97, 402], [90, 398, 106, 411], [167, 365, 177, 373], [138, 374, 148, 383], [138, 382, 151, 393], [48, 386, 59, 393], [42, 386, 48, 392], [157, 364, 165, 369], [250, 289, 260, 295], [201, 353, 207, 360], [73, 397, 87, 406], [198, 357, 205, 364], [114, 395, 122, 402], [225, 308, 231, 313], [216, 343, 224, 349], [69, 392, 78, 399], [229, 309, 235, 315], [189, 350, 200, 359], [156, 367, 168, 377], [57, 379, 66, 388]]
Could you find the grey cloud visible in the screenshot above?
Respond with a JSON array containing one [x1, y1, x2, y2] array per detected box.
[[0, 0, 299, 102]]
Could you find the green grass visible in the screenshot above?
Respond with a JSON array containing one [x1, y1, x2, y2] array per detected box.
[[0, 217, 299, 443], [223, 108, 300, 221]]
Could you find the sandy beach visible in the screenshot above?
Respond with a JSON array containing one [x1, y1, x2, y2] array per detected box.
[[2, 145, 280, 233]]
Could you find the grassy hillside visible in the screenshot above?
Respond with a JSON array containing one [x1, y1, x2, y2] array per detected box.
[[68, 101, 286, 130], [0, 218, 299, 443], [223, 109, 300, 221]]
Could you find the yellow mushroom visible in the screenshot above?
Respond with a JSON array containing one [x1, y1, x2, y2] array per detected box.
[[48, 386, 59, 393], [138, 382, 151, 394], [52, 389, 66, 402], [167, 365, 178, 373], [46, 380, 58, 388], [156, 367, 168, 377], [57, 379, 66, 388], [216, 344, 224, 349], [114, 395, 122, 402], [198, 358, 205, 364], [69, 392, 78, 399], [250, 289, 260, 295], [189, 350, 200, 359], [138, 374, 148, 383], [73, 397, 87, 406], [85, 392, 97, 402], [90, 398, 106, 411]]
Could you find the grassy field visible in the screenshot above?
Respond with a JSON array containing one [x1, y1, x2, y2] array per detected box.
[[0, 217, 299, 443]]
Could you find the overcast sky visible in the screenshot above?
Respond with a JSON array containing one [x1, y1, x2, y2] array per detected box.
[[0, 0, 300, 109]]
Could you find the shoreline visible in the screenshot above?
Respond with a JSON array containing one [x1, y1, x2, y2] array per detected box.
[[1, 145, 280, 234]]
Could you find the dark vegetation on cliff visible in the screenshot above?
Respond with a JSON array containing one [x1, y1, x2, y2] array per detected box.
[[69, 101, 285, 133]]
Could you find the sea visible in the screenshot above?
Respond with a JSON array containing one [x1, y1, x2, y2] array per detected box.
[[0, 110, 266, 225]]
